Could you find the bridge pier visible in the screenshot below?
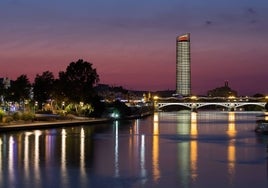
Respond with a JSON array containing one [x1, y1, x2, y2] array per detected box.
[[228, 103, 237, 111], [190, 103, 197, 112], [229, 107, 235, 111]]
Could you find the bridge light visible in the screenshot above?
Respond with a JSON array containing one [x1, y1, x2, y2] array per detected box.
[[153, 96, 159, 100], [191, 96, 197, 100], [228, 96, 236, 101]]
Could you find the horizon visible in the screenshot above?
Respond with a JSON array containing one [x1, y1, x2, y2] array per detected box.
[[0, 0, 268, 96]]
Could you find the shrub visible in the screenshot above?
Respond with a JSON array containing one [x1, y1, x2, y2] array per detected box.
[[0, 109, 5, 122], [12, 112, 22, 121], [4, 116, 13, 123], [21, 112, 35, 121]]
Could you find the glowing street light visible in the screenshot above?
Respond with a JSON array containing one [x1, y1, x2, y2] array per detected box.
[[153, 96, 159, 100], [191, 96, 197, 100]]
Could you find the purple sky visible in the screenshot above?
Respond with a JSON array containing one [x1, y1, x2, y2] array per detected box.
[[0, 0, 268, 96]]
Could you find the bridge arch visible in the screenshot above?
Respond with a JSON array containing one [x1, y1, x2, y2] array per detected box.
[[157, 102, 266, 111], [195, 103, 229, 109], [234, 103, 265, 108], [158, 103, 191, 110]]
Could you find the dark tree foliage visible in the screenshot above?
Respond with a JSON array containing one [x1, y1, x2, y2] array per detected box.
[[265, 102, 268, 111], [89, 95, 105, 117], [7, 74, 31, 102], [252, 93, 264, 98], [58, 59, 99, 103], [0, 82, 4, 97], [0, 81, 7, 106], [111, 100, 132, 117], [33, 71, 55, 108]]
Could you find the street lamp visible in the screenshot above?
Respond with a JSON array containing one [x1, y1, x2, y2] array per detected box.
[[228, 96, 236, 101], [34, 101, 38, 113], [62, 101, 65, 109], [191, 96, 197, 100], [153, 96, 159, 111], [153, 96, 159, 100]]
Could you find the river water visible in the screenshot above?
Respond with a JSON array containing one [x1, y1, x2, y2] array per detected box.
[[0, 111, 268, 188]]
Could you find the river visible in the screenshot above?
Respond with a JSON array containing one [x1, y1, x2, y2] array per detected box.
[[0, 111, 268, 188]]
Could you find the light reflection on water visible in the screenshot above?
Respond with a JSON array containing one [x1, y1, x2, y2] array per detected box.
[[153, 113, 160, 182], [0, 111, 268, 188]]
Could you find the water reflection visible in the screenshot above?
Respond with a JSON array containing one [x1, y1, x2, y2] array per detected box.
[[227, 112, 236, 183], [8, 136, 15, 184], [34, 130, 41, 185], [24, 132, 31, 180], [177, 111, 191, 134], [190, 112, 198, 137], [140, 134, 146, 183], [80, 128, 86, 182], [45, 130, 55, 166], [153, 113, 160, 181], [176, 111, 199, 187], [0, 111, 267, 187], [190, 112, 198, 182], [61, 129, 67, 186], [227, 112, 237, 138], [114, 120, 119, 177]]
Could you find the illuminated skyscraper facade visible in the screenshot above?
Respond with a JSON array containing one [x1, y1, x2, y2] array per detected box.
[[176, 33, 191, 96]]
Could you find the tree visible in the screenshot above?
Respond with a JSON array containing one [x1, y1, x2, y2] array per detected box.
[[0, 82, 4, 94], [112, 100, 131, 117], [7, 74, 31, 102], [0, 81, 4, 100], [265, 102, 268, 111], [0, 82, 5, 108], [252, 93, 264, 98], [33, 71, 55, 109], [58, 59, 99, 103]]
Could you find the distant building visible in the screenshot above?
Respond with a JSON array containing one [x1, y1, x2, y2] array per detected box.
[[207, 81, 237, 97], [176, 33, 191, 96]]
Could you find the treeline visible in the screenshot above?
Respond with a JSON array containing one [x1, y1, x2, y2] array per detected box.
[[0, 59, 105, 117]]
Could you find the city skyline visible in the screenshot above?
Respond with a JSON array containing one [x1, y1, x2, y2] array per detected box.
[[0, 0, 268, 95]]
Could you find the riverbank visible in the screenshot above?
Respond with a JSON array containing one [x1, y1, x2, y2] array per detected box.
[[0, 111, 153, 132], [0, 118, 111, 132]]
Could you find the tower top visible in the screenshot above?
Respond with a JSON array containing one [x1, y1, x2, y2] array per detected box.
[[177, 33, 190, 42]]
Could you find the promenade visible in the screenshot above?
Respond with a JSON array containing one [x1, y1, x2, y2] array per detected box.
[[0, 118, 111, 132]]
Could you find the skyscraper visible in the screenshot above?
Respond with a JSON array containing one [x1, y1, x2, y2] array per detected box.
[[176, 33, 191, 96]]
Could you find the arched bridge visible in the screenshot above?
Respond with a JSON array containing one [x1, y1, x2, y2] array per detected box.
[[157, 102, 266, 111]]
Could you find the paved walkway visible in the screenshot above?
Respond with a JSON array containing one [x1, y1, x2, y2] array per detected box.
[[0, 118, 111, 132]]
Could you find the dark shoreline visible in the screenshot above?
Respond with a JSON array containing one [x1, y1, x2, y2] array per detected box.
[[0, 118, 112, 132], [0, 112, 153, 132]]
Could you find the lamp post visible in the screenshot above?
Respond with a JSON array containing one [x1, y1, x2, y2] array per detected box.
[[62, 101, 65, 110], [153, 96, 159, 111], [34, 101, 38, 114]]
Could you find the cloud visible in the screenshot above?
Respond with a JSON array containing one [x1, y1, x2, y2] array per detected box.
[[205, 20, 213, 26], [247, 8, 257, 15], [245, 7, 258, 24]]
